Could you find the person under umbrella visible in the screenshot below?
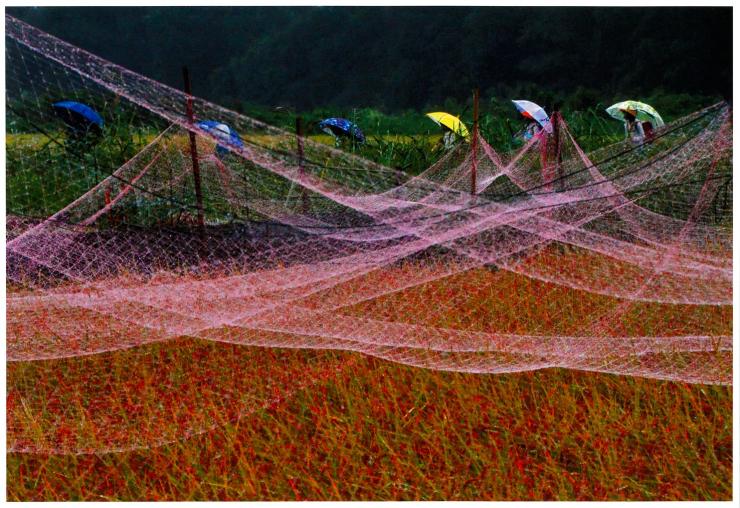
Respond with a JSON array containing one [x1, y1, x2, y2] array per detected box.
[[196, 120, 244, 157], [511, 100, 552, 141], [425, 112, 470, 150], [318, 117, 365, 147], [606, 100, 664, 145], [51, 100, 104, 138]]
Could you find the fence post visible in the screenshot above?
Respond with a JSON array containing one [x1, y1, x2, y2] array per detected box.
[[471, 88, 479, 195], [552, 111, 563, 191], [182, 66, 205, 231], [296, 116, 308, 213]]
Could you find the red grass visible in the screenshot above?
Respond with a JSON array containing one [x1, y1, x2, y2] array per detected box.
[[6, 264, 732, 500]]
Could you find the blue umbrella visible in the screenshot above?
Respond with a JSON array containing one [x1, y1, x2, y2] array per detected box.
[[52, 101, 104, 134], [197, 120, 244, 156], [318, 118, 365, 143]]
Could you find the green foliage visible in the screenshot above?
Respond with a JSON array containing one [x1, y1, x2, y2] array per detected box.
[[239, 91, 719, 175], [6, 108, 156, 217], [7, 92, 724, 218]]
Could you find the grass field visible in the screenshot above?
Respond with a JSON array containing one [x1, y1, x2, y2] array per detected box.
[[6, 261, 733, 500], [6, 349, 733, 501]]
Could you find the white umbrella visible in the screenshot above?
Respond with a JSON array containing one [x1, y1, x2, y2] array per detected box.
[[512, 100, 552, 133]]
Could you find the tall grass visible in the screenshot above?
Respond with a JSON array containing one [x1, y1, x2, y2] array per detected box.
[[7, 264, 732, 500]]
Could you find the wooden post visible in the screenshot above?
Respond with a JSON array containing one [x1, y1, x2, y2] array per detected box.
[[471, 88, 479, 195], [296, 116, 308, 213], [182, 66, 205, 230], [552, 111, 563, 191]]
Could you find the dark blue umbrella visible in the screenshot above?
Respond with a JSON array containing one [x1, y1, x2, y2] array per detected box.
[[197, 120, 244, 156], [52, 101, 104, 134], [318, 118, 365, 143]]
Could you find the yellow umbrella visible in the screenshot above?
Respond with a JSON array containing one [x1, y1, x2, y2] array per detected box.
[[425, 112, 470, 141]]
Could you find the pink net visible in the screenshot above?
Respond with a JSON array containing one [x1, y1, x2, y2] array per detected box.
[[6, 15, 732, 454]]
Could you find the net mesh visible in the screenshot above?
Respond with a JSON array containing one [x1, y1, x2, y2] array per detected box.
[[5, 15, 732, 455]]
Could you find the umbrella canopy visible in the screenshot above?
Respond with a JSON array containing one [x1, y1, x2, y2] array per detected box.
[[606, 100, 665, 127], [511, 100, 552, 133], [318, 118, 365, 143], [52, 101, 104, 134], [425, 112, 470, 140], [197, 120, 244, 155]]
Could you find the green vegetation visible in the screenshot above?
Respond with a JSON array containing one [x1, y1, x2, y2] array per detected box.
[[6, 106, 157, 217], [6, 92, 727, 222]]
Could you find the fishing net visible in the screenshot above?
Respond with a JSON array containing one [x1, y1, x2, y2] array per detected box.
[[5, 15, 732, 454]]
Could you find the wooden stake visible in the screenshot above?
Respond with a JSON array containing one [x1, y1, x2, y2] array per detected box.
[[471, 88, 479, 195], [182, 66, 205, 230], [552, 111, 563, 191], [296, 116, 308, 213]]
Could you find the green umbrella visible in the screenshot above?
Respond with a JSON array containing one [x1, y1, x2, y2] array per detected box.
[[606, 100, 665, 127]]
